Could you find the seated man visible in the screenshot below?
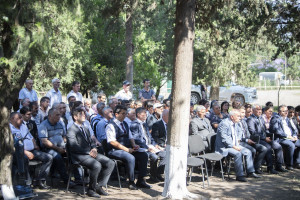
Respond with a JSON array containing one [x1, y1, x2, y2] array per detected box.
[[215, 109, 261, 182], [239, 107, 268, 174], [247, 104, 285, 173], [67, 107, 114, 198], [10, 112, 53, 189], [270, 105, 300, 169], [105, 105, 151, 190], [190, 105, 216, 151], [146, 103, 163, 132], [130, 107, 166, 183], [38, 108, 75, 186], [152, 109, 169, 148]]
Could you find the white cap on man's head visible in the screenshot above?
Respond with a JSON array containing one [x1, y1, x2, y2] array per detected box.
[[153, 103, 163, 109], [52, 78, 60, 83]]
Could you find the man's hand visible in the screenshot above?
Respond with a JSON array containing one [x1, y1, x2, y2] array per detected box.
[[24, 150, 34, 160], [133, 145, 140, 150], [96, 141, 102, 147], [127, 148, 134, 153], [56, 147, 66, 154], [265, 137, 272, 143], [89, 148, 98, 158], [233, 146, 241, 151], [247, 139, 256, 145]]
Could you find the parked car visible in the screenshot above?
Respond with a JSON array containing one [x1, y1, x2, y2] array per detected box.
[[206, 82, 257, 105]]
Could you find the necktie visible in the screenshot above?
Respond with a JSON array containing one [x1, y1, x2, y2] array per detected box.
[[120, 122, 126, 134], [80, 127, 88, 140]]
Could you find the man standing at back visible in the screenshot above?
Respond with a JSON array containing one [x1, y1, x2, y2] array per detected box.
[[67, 81, 83, 102], [46, 78, 62, 108], [139, 79, 156, 102], [115, 81, 132, 100], [19, 79, 38, 109]]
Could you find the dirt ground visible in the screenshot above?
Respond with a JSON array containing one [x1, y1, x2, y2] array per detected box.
[[33, 165, 300, 200], [256, 89, 300, 107]]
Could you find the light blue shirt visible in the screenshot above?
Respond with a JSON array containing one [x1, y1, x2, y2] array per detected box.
[[96, 118, 109, 142], [19, 88, 38, 108], [38, 119, 66, 148], [46, 88, 62, 108]]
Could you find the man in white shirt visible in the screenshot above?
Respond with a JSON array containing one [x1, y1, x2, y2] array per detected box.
[[19, 79, 38, 109], [46, 78, 62, 108], [37, 97, 50, 125], [114, 80, 132, 100], [67, 81, 83, 102]]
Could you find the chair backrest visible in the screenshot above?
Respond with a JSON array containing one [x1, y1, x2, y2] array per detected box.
[[188, 135, 206, 155]]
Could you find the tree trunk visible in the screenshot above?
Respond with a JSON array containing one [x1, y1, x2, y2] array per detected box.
[[125, 1, 134, 90], [162, 0, 198, 199], [210, 85, 219, 101]]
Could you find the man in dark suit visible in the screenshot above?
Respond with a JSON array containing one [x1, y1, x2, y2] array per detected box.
[[189, 105, 216, 151], [152, 109, 169, 148], [67, 107, 114, 198], [270, 105, 300, 170], [247, 104, 285, 173], [239, 107, 268, 174], [130, 107, 166, 182]]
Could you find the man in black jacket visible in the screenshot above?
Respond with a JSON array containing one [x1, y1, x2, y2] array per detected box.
[[67, 107, 114, 198], [152, 109, 169, 148]]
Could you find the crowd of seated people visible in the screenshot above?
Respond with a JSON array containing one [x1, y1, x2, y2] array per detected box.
[[9, 77, 300, 198]]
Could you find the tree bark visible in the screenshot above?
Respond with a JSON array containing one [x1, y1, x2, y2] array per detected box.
[[162, 0, 198, 199], [210, 85, 220, 101], [125, 1, 134, 89]]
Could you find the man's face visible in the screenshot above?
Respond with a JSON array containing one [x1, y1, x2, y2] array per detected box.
[[104, 108, 113, 120], [23, 99, 30, 107], [279, 107, 288, 117], [245, 108, 252, 117], [137, 111, 147, 122], [60, 104, 67, 115], [22, 111, 32, 122], [73, 84, 80, 93], [288, 109, 295, 118], [230, 113, 241, 123], [239, 109, 246, 119], [204, 102, 210, 109], [253, 106, 262, 117], [110, 100, 118, 110], [148, 106, 154, 114], [25, 80, 34, 90], [264, 108, 273, 118], [99, 96, 106, 103], [144, 81, 150, 88], [197, 109, 206, 118], [84, 101, 91, 109], [115, 109, 127, 122], [41, 99, 50, 109], [12, 114, 23, 127], [123, 84, 130, 92], [69, 97, 76, 103], [49, 110, 61, 124], [53, 80, 60, 89], [74, 111, 86, 124], [127, 110, 136, 121], [155, 106, 163, 115], [31, 104, 38, 116]]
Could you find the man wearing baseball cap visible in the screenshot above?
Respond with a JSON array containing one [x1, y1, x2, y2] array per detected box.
[[115, 80, 133, 101]]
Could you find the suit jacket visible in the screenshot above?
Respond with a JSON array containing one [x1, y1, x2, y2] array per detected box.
[[152, 120, 167, 147], [247, 114, 267, 140], [270, 114, 297, 139], [215, 118, 242, 157], [67, 123, 96, 164], [189, 116, 214, 140], [130, 120, 156, 149], [238, 119, 251, 142]]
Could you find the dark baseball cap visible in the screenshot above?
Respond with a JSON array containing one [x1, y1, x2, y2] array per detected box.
[[123, 80, 131, 85]]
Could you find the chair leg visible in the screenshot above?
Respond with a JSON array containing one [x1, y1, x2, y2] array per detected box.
[[220, 160, 224, 181], [211, 161, 215, 176], [81, 167, 85, 197], [66, 169, 71, 192], [114, 160, 122, 190], [242, 156, 247, 175], [227, 158, 231, 179], [189, 167, 193, 184], [203, 160, 209, 187], [200, 166, 205, 188]]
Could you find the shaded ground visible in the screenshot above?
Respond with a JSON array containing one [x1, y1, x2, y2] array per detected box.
[[33, 166, 300, 200]]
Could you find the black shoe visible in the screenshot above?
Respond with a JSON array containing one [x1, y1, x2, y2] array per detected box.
[[87, 190, 101, 198], [149, 175, 159, 183], [286, 166, 294, 170], [136, 180, 152, 189], [96, 186, 108, 196], [236, 176, 247, 182], [156, 174, 164, 182], [294, 163, 300, 169], [267, 168, 279, 174], [255, 169, 263, 174], [248, 172, 261, 178], [128, 182, 138, 190], [276, 167, 288, 172], [38, 181, 50, 189]]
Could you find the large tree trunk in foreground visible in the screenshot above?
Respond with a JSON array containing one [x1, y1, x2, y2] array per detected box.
[[162, 0, 197, 199], [125, 1, 135, 89]]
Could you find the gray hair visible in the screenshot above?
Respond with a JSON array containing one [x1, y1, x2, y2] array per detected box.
[[279, 105, 287, 112], [52, 78, 60, 84], [195, 105, 206, 112], [102, 106, 112, 113], [52, 103, 60, 109], [108, 98, 117, 105], [252, 104, 261, 110], [229, 109, 240, 117], [127, 108, 135, 113], [21, 98, 30, 105]]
